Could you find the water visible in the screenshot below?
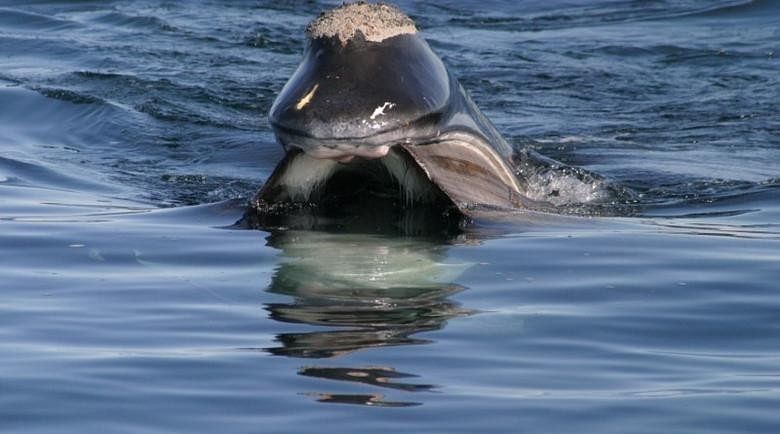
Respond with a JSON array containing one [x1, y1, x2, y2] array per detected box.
[[1, 0, 778, 432]]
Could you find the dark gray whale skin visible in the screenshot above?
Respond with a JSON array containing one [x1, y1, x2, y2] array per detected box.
[[269, 34, 454, 148], [243, 23, 557, 232]]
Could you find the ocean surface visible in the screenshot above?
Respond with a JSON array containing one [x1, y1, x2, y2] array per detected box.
[[1, 0, 779, 432]]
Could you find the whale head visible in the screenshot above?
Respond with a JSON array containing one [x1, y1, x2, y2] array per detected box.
[[248, 2, 537, 231]]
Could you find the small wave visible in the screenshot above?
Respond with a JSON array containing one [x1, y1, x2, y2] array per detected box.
[[0, 155, 115, 194], [134, 97, 232, 128], [650, 209, 760, 219], [73, 70, 127, 80], [87, 11, 178, 32], [522, 166, 614, 205], [0, 84, 121, 143], [33, 87, 104, 105], [647, 220, 780, 240], [0, 34, 85, 66], [640, 178, 779, 207], [244, 22, 302, 54], [0, 7, 81, 32], [632, 177, 780, 223], [0, 75, 20, 86], [443, 1, 753, 32], [677, 0, 776, 19], [513, 149, 637, 214], [62, 70, 261, 129], [154, 174, 256, 206], [657, 45, 766, 66]]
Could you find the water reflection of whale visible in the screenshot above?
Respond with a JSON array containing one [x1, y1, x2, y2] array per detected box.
[[265, 283, 465, 358], [260, 229, 472, 406], [299, 367, 434, 407]]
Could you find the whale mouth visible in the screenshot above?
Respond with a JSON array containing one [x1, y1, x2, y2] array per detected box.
[[244, 143, 466, 232], [248, 129, 543, 231], [272, 113, 442, 164], [253, 144, 455, 212], [283, 141, 393, 164]]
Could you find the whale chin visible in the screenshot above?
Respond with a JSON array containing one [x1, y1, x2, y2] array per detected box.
[[239, 146, 469, 236], [244, 144, 461, 233], [243, 127, 549, 233], [256, 146, 450, 208]]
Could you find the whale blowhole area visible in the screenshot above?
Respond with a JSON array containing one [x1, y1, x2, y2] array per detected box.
[[306, 2, 417, 44]]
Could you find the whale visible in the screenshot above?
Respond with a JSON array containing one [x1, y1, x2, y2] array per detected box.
[[243, 2, 620, 231]]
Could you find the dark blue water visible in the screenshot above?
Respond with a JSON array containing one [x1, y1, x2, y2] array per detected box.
[[1, 1, 779, 432]]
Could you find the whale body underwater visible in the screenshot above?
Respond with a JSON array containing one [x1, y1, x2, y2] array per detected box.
[[242, 3, 623, 231]]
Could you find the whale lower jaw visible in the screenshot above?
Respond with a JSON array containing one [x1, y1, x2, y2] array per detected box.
[[252, 145, 449, 214], [244, 144, 462, 233], [263, 147, 442, 205], [249, 132, 542, 226]]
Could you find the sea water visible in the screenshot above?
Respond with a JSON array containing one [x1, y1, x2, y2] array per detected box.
[[1, 1, 779, 433]]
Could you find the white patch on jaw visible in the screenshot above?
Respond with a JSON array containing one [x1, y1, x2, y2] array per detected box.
[[278, 153, 338, 201], [370, 101, 395, 120], [381, 150, 437, 205], [304, 144, 390, 160], [275, 148, 437, 206]]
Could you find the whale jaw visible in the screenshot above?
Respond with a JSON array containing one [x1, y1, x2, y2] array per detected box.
[[244, 129, 543, 234], [242, 145, 463, 233], [250, 146, 454, 213]]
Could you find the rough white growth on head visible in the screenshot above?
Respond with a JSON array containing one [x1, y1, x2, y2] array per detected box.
[[307, 2, 417, 44], [278, 153, 338, 201]]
